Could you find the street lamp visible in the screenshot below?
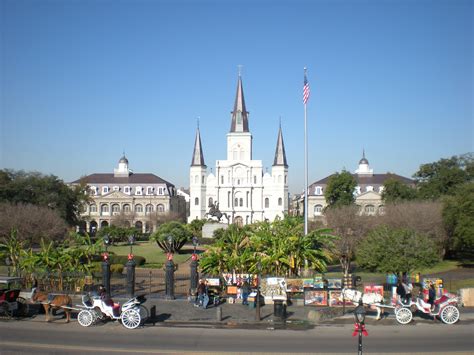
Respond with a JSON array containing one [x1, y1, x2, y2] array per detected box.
[[255, 261, 261, 321], [103, 234, 110, 253], [354, 300, 367, 355], [167, 235, 174, 255], [192, 236, 198, 255]]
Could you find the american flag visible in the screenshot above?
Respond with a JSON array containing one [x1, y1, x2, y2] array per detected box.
[[303, 70, 310, 104]]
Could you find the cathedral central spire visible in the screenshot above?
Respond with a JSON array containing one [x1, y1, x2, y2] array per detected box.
[[191, 127, 206, 167], [229, 72, 249, 133]]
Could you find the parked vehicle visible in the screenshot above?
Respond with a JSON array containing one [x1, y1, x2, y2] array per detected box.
[[0, 277, 29, 318], [76, 294, 147, 329], [395, 292, 460, 325]]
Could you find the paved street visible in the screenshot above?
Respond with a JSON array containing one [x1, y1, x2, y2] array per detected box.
[[1, 299, 473, 354]]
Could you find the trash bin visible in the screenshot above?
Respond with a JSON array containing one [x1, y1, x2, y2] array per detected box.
[[273, 300, 286, 319]]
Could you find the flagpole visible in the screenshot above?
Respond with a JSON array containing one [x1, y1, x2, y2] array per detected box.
[[303, 68, 309, 236]]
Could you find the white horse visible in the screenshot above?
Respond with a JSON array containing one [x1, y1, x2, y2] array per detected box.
[[340, 288, 385, 320]]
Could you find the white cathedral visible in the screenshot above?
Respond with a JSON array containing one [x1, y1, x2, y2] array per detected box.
[[188, 73, 289, 225]]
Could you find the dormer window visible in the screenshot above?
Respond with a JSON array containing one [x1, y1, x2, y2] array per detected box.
[[315, 186, 322, 195], [90, 186, 97, 196], [135, 186, 142, 195], [158, 187, 163, 195], [102, 186, 109, 194], [113, 186, 120, 192], [366, 186, 374, 192], [124, 186, 131, 195], [146, 186, 154, 195]]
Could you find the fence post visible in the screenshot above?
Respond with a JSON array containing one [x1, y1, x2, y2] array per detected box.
[[126, 256, 136, 298], [190, 255, 199, 299], [102, 255, 111, 299], [165, 254, 175, 300]]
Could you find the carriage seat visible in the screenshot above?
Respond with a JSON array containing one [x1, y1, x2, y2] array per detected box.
[[5, 289, 20, 302], [82, 294, 93, 307], [434, 295, 449, 305], [0, 289, 5, 301]]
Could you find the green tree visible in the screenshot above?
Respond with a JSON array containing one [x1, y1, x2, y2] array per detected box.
[[442, 182, 474, 254], [413, 153, 473, 200], [151, 221, 192, 253], [324, 170, 357, 208], [382, 177, 417, 202], [187, 219, 206, 239], [96, 225, 141, 245], [0, 169, 89, 226], [356, 226, 440, 274], [0, 229, 24, 276]]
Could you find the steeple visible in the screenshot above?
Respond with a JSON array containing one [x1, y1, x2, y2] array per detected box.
[[229, 72, 249, 133], [191, 127, 206, 167], [273, 124, 288, 167]]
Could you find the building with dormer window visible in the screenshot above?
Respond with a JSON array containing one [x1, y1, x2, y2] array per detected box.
[[306, 152, 415, 218], [70, 156, 186, 234], [188, 73, 289, 225]]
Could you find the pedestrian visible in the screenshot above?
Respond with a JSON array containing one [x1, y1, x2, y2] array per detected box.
[[428, 283, 436, 311], [195, 279, 209, 309], [396, 280, 406, 304], [402, 281, 413, 304], [241, 280, 251, 306]]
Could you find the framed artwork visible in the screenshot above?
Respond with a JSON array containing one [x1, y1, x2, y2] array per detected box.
[[364, 285, 384, 297], [328, 290, 353, 307], [302, 278, 314, 288], [206, 278, 220, 287], [313, 277, 325, 289], [327, 278, 342, 289], [304, 290, 328, 306], [286, 278, 304, 293], [227, 285, 238, 295], [222, 273, 234, 285]]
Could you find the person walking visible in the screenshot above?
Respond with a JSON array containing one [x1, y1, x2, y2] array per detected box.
[[195, 279, 209, 309], [241, 280, 251, 306], [428, 283, 436, 311], [396, 280, 406, 304]]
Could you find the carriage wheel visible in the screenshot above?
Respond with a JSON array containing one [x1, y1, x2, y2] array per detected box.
[[0, 301, 13, 319], [78, 310, 94, 327], [440, 305, 459, 325], [121, 309, 141, 329], [395, 307, 413, 324], [139, 305, 149, 323], [16, 297, 29, 317]]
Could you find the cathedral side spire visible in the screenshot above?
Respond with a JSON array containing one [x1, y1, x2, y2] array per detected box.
[[191, 127, 206, 167], [229, 72, 249, 133], [273, 124, 288, 167]]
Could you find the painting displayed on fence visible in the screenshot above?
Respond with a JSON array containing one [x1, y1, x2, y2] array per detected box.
[[304, 290, 328, 306], [364, 285, 384, 297], [313, 277, 325, 289], [286, 278, 304, 292], [328, 290, 353, 307], [302, 278, 314, 288], [206, 278, 220, 287], [261, 277, 287, 300], [327, 278, 343, 289]]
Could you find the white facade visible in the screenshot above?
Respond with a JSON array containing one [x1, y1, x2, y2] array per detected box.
[[188, 74, 288, 225]]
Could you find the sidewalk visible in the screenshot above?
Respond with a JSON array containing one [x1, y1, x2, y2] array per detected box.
[[133, 297, 474, 329]]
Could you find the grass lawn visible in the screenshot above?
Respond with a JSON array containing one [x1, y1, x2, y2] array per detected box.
[[105, 241, 193, 267]]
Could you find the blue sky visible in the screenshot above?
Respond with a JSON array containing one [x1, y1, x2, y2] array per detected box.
[[1, 0, 472, 194]]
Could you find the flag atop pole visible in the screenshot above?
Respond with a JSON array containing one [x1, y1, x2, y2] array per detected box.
[[303, 67, 310, 236], [303, 68, 310, 104]]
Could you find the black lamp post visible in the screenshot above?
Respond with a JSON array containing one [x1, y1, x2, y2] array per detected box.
[[354, 300, 366, 355], [165, 235, 175, 300], [102, 235, 111, 298], [128, 234, 135, 256], [255, 261, 261, 321]]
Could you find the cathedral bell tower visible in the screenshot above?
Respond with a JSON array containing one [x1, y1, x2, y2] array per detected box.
[[189, 127, 207, 221]]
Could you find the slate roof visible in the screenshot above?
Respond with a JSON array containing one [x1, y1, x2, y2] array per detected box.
[[71, 173, 174, 186], [309, 173, 414, 188]]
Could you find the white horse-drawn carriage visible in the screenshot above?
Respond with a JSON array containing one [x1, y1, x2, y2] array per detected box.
[[76, 294, 148, 329], [340, 287, 460, 325]]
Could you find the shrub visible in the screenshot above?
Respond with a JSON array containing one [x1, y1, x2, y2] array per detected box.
[[110, 264, 124, 274]]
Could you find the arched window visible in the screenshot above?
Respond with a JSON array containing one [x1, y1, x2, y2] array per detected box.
[[145, 204, 154, 213], [111, 204, 120, 213], [364, 205, 375, 214], [239, 198, 243, 207], [101, 204, 109, 213], [227, 192, 231, 207], [378, 205, 385, 215], [135, 204, 143, 213], [278, 197, 282, 206], [157, 204, 165, 212], [234, 198, 238, 207], [123, 204, 130, 213], [314, 204, 323, 216], [195, 197, 199, 206], [202, 175, 205, 184], [264, 198, 269, 208], [90, 204, 97, 213]]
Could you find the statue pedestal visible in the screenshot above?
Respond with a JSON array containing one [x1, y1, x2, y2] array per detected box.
[[202, 223, 228, 239]]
